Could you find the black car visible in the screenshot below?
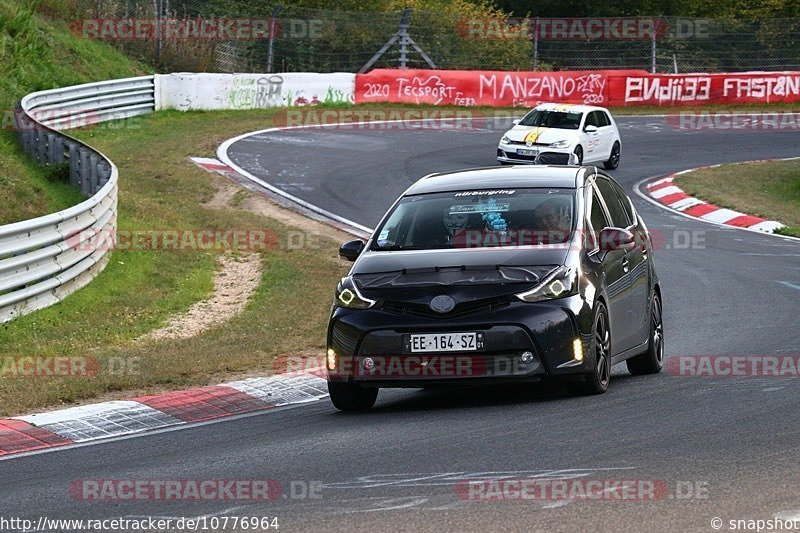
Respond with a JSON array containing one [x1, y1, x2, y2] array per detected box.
[[326, 166, 663, 411]]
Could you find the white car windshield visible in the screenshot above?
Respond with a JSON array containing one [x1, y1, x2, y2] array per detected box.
[[371, 189, 576, 251], [519, 110, 583, 130]]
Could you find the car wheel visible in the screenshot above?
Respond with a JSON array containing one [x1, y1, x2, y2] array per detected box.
[[603, 142, 621, 170], [565, 302, 611, 396], [626, 293, 664, 375], [328, 381, 378, 411], [573, 145, 583, 166]]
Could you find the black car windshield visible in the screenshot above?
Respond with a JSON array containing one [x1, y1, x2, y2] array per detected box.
[[371, 189, 576, 251], [518, 110, 583, 130]]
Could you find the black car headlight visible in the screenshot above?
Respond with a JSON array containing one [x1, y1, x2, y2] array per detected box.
[[515, 266, 577, 303], [334, 276, 376, 309]]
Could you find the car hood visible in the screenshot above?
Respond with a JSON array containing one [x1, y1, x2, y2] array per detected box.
[[504, 125, 576, 144], [350, 246, 571, 301]]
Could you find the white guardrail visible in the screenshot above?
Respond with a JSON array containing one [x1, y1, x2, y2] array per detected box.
[[0, 72, 356, 323], [0, 76, 156, 323]]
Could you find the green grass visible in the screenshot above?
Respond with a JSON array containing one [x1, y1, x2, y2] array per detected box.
[[0, 0, 148, 224], [674, 159, 800, 237], [0, 107, 350, 416]]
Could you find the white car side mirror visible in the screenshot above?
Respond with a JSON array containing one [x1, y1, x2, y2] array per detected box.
[[584, 124, 598, 133], [512, 119, 521, 125]]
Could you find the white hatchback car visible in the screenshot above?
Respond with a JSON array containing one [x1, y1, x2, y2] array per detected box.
[[497, 103, 622, 169]]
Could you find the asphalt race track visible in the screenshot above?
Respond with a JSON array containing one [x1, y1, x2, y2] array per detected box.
[[3, 117, 800, 532]]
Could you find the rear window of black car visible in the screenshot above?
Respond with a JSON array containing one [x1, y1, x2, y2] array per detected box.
[[371, 189, 576, 250]]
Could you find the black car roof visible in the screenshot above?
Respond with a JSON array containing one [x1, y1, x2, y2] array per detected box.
[[405, 166, 595, 195]]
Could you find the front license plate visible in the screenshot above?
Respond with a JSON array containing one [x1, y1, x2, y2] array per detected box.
[[517, 149, 538, 156], [405, 332, 484, 353]]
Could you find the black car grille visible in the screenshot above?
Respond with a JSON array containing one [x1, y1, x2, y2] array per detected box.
[[506, 152, 539, 161], [331, 323, 360, 354], [380, 296, 511, 320], [502, 151, 571, 165]]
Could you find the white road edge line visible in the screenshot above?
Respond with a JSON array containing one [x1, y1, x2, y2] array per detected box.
[[216, 121, 433, 237]]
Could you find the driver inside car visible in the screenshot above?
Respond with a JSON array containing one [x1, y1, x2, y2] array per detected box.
[[532, 198, 570, 244]]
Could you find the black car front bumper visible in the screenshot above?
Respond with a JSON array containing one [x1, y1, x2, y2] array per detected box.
[[326, 295, 594, 387]]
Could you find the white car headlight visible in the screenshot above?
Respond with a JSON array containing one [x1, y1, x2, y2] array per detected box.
[[515, 266, 577, 303], [501, 135, 511, 144], [548, 140, 571, 149], [335, 276, 375, 309]]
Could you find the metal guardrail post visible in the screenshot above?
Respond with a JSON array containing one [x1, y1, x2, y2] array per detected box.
[[98, 159, 111, 187], [20, 128, 33, 156], [47, 133, 65, 164], [68, 140, 81, 187], [89, 153, 100, 194], [79, 148, 92, 196], [35, 131, 47, 165]]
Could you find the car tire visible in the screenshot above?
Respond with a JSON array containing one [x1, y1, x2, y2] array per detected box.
[[565, 302, 611, 396], [626, 293, 664, 375], [603, 142, 621, 170], [328, 381, 378, 411], [573, 145, 583, 166]]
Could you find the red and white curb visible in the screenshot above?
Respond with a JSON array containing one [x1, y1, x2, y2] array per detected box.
[[0, 369, 327, 458], [644, 163, 787, 233], [190, 156, 243, 179]]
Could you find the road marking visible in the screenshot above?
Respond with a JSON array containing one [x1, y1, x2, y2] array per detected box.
[[354, 497, 429, 513]]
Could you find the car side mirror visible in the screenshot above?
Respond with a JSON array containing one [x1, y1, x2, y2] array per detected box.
[[339, 239, 365, 261], [512, 118, 521, 125], [584, 124, 598, 133], [598, 227, 635, 252]]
